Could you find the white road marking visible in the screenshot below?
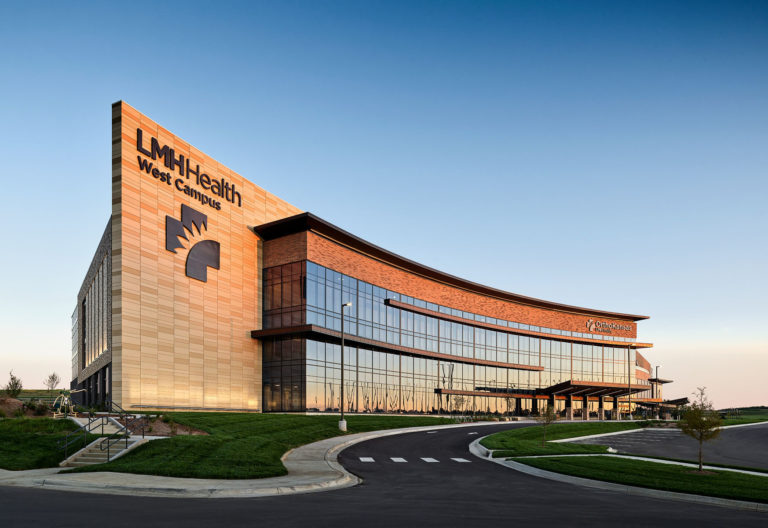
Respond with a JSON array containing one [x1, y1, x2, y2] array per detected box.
[[451, 458, 471, 463], [391, 457, 407, 463], [426, 431, 437, 434], [421, 457, 439, 463], [467, 432, 479, 435], [359, 457, 375, 463]]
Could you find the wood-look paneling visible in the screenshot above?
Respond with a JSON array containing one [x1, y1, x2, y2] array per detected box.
[[111, 101, 301, 411]]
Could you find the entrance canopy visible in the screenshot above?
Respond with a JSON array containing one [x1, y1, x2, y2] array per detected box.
[[538, 380, 650, 398]]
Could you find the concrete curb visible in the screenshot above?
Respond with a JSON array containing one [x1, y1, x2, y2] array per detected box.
[[721, 421, 768, 430], [0, 420, 518, 499], [468, 435, 768, 513]]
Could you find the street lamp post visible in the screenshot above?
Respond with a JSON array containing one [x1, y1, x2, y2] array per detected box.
[[627, 345, 633, 421], [339, 301, 353, 431]]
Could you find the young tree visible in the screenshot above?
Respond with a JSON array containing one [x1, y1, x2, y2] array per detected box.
[[536, 403, 557, 446], [3, 371, 23, 399], [679, 387, 722, 471], [44, 372, 61, 392]]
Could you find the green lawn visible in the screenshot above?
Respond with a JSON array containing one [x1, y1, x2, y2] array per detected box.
[[515, 456, 768, 504], [721, 406, 768, 426], [481, 422, 644, 457], [0, 418, 92, 470], [67, 413, 455, 479]]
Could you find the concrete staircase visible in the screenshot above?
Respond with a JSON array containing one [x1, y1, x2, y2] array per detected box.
[[61, 437, 143, 467], [69, 416, 124, 435]]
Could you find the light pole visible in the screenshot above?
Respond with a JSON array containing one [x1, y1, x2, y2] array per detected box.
[[339, 301, 353, 431], [627, 345, 633, 421]]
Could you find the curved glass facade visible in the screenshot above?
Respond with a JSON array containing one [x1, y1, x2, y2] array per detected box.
[[262, 261, 647, 413]]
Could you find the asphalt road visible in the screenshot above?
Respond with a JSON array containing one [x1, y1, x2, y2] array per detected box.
[[572, 422, 768, 469], [1, 423, 765, 527]]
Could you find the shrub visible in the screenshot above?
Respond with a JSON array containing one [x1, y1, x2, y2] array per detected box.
[[0, 410, 6, 418], [13, 408, 25, 418], [3, 371, 23, 399], [32, 400, 48, 416]]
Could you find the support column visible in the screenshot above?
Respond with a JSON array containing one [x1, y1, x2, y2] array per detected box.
[[531, 398, 538, 415], [582, 395, 590, 421], [515, 398, 522, 416], [565, 395, 573, 420], [549, 395, 556, 417], [613, 396, 620, 420], [598, 397, 605, 420]]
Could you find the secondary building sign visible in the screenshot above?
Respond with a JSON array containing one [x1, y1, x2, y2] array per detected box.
[[586, 318, 633, 334]]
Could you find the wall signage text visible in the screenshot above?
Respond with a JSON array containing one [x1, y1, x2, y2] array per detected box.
[[135, 128, 242, 210], [586, 319, 632, 334]]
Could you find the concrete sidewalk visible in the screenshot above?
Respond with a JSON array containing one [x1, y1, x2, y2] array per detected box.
[[0, 421, 515, 498]]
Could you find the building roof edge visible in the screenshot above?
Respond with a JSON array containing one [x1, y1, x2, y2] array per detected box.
[[253, 212, 650, 322]]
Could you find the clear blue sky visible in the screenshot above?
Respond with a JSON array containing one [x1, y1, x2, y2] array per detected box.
[[0, 1, 765, 406]]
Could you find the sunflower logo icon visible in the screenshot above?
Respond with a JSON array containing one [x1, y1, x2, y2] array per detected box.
[[165, 204, 220, 282]]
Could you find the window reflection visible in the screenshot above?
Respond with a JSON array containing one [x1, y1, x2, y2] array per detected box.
[[261, 261, 648, 413]]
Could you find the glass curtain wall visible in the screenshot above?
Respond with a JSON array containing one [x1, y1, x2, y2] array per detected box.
[[262, 260, 645, 413]]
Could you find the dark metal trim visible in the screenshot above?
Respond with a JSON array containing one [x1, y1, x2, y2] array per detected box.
[[251, 325, 545, 372]]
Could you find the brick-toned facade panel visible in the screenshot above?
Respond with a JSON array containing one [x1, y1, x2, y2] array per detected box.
[[305, 232, 637, 338], [262, 232, 307, 269]]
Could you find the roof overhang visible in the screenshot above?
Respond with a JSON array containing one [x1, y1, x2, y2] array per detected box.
[[252, 212, 649, 322], [539, 380, 650, 398]]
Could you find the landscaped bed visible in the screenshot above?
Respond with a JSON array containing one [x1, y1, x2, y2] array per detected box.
[[514, 455, 768, 503], [66, 413, 456, 479], [480, 422, 644, 457]]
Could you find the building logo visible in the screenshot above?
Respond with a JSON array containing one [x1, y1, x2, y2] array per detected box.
[[586, 318, 632, 334], [165, 204, 220, 282]]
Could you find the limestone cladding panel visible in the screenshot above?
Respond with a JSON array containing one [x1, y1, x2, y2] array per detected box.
[[301, 232, 637, 338], [112, 101, 302, 411]]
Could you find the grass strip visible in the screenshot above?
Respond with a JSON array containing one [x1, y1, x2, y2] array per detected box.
[[514, 456, 768, 504], [481, 422, 644, 457], [67, 413, 455, 479], [0, 418, 93, 470], [720, 406, 768, 426]]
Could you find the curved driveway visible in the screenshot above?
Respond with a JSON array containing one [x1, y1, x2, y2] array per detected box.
[[1, 423, 765, 527]]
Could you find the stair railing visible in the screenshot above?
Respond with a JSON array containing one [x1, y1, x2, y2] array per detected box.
[[96, 400, 148, 462], [59, 416, 110, 459]]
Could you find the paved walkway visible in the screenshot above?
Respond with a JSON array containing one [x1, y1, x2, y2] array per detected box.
[[0, 421, 516, 498]]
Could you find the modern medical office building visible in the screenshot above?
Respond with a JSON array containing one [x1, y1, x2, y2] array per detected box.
[[71, 102, 674, 418]]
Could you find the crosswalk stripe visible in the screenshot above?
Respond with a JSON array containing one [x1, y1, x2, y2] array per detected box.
[[451, 458, 471, 463], [421, 457, 439, 463], [390, 457, 407, 463], [359, 457, 375, 462]]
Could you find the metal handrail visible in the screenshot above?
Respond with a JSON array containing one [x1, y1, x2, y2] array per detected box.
[[59, 416, 110, 459], [59, 401, 148, 462], [97, 400, 147, 462]]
